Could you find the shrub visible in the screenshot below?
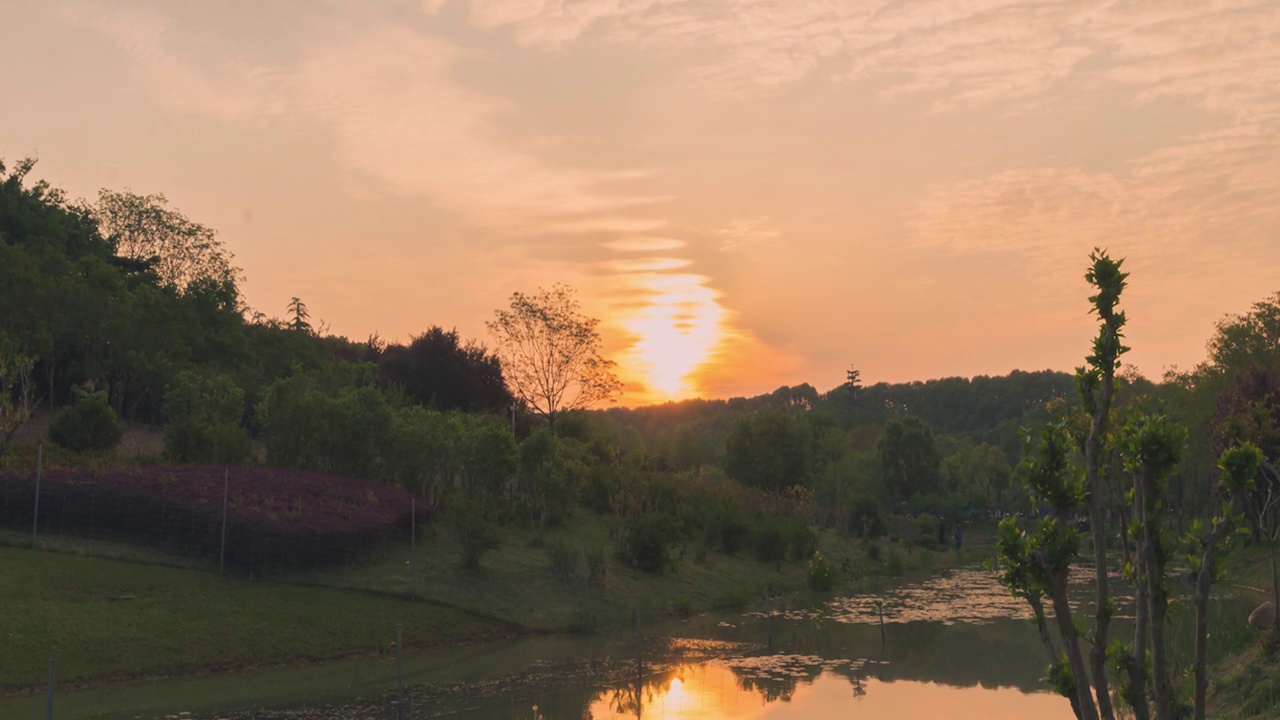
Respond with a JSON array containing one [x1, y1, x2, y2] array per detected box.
[[753, 518, 788, 565], [0, 465, 431, 573], [914, 514, 940, 549], [865, 540, 882, 562], [163, 370, 251, 464], [585, 545, 608, 588], [783, 518, 818, 562], [847, 494, 887, 538], [806, 550, 836, 591], [48, 388, 124, 452], [448, 494, 500, 570], [546, 539, 580, 582], [885, 548, 906, 577], [716, 507, 750, 556], [619, 512, 679, 573]]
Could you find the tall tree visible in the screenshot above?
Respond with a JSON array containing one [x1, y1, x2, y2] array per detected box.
[[94, 189, 238, 293], [487, 284, 621, 430], [287, 297, 312, 334]]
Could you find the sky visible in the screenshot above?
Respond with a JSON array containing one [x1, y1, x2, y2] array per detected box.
[[2, 0, 1278, 406]]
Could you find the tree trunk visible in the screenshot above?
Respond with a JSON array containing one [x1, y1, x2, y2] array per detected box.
[[1031, 595, 1083, 720], [1139, 466, 1173, 720], [1050, 571, 1100, 720], [1193, 515, 1232, 720], [1084, 329, 1118, 720], [1129, 473, 1151, 720]]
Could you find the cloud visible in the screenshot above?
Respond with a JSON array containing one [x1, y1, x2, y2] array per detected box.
[[717, 217, 780, 252]]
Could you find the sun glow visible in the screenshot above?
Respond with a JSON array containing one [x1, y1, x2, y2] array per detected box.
[[616, 269, 727, 401]]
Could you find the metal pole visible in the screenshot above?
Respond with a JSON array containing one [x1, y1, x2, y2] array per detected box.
[[220, 468, 229, 575], [878, 600, 886, 645], [45, 658, 54, 720], [32, 443, 42, 547], [765, 591, 773, 651], [396, 623, 404, 720]]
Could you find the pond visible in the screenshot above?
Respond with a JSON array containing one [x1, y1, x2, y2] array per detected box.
[[0, 564, 1255, 719]]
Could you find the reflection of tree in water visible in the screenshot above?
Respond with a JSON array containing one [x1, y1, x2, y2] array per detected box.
[[725, 653, 883, 705], [603, 666, 681, 718]]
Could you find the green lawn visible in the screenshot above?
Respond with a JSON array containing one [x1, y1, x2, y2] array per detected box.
[[0, 512, 976, 693], [0, 546, 515, 692]]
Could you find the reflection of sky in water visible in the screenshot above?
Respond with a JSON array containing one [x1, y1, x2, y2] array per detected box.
[[585, 662, 1069, 719]]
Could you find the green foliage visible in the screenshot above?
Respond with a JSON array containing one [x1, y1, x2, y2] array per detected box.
[[1046, 657, 1077, 699], [914, 514, 941, 549], [1018, 420, 1085, 515], [448, 493, 501, 570], [753, 519, 788, 564], [806, 550, 836, 591], [846, 493, 887, 538], [546, 539, 580, 582], [1118, 409, 1188, 479], [48, 387, 124, 452], [619, 512, 679, 573], [1219, 442, 1263, 496], [724, 405, 813, 493], [162, 369, 251, 464], [878, 416, 941, 500]]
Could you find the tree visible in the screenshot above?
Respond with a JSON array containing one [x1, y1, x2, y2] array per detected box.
[[877, 416, 940, 501], [286, 297, 312, 335], [162, 369, 251, 464], [0, 334, 36, 456], [94, 189, 238, 293], [378, 326, 512, 413], [487, 284, 621, 430], [724, 406, 812, 493]]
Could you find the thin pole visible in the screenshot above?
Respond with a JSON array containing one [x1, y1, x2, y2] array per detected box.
[[410, 499, 416, 599], [220, 468, 229, 574], [32, 443, 42, 547], [878, 600, 886, 645], [45, 658, 54, 720], [396, 623, 404, 720]]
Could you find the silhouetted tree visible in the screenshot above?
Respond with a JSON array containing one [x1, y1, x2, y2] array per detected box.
[[378, 327, 512, 413], [487, 284, 621, 430]]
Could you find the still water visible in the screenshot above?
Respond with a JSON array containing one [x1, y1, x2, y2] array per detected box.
[[0, 565, 1102, 719]]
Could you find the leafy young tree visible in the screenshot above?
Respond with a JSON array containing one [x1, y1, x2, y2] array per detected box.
[[487, 284, 621, 430], [94, 189, 238, 293]]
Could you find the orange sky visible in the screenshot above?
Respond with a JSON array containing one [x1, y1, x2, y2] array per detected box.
[[3, 1, 1278, 406]]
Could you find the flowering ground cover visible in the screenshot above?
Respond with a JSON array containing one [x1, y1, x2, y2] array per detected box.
[[0, 466, 432, 572]]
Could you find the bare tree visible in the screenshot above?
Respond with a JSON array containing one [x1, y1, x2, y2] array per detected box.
[[487, 284, 621, 430]]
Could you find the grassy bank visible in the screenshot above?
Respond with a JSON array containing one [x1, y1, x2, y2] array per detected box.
[[1206, 547, 1280, 719], [0, 514, 977, 694]]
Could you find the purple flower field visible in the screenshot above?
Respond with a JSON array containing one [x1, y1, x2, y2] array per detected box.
[[0, 466, 433, 573]]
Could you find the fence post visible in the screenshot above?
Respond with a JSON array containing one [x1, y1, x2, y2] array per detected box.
[[220, 468, 229, 575], [32, 443, 42, 547], [45, 658, 55, 720], [396, 623, 404, 720], [410, 499, 416, 599]]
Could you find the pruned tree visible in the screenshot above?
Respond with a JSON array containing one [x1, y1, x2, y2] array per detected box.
[[94, 189, 238, 293], [487, 284, 621, 430]]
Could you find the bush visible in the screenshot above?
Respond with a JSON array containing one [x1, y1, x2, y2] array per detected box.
[[163, 370, 251, 464], [448, 495, 501, 570], [753, 518, 788, 565], [619, 512, 679, 573], [585, 545, 608, 588], [48, 388, 125, 452], [783, 518, 818, 562], [865, 540, 882, 562], [546, 539, 580, 582], [847, 494, 887, 538], [716, 507, 750, 556], [914, 514, 940, 549], [0, 465, 431, 573], [806, 550, 836, 591], [885, 548, 906, 577]]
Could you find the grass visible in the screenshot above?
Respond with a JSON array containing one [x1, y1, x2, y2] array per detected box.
[[0, 509, 979, 693], [0, 546, 515, 692], [1204, 545, 1280, 720]]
